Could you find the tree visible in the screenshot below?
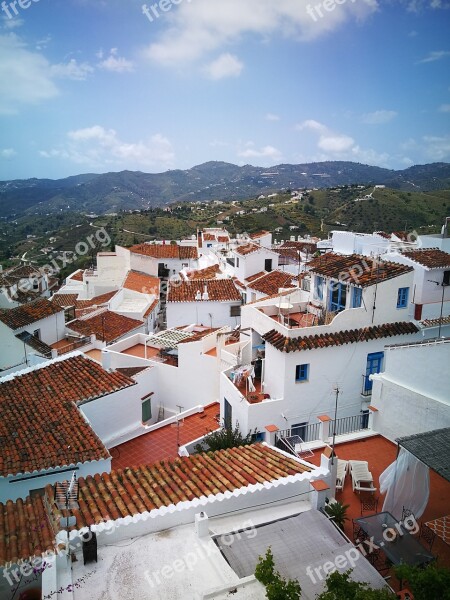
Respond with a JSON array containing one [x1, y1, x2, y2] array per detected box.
[[323, 501, 350, 531], [194, 422, 257, 453], [395, 563, 450, 600], [255, 548, 302, 600], [316, 570, 393, 599]]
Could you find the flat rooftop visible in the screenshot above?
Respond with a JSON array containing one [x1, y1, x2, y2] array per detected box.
[[111, 403, 221, 469]]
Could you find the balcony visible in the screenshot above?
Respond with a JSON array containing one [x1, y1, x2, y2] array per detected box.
[[226, 365, 271, 404]]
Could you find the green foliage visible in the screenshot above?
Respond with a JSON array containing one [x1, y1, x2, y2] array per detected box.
[[255, 548, 302, 600], [316, 570, 393, 599], [395, 563, 450, 600], [194, 422, 257, 453], [323, 501, 350, 531]]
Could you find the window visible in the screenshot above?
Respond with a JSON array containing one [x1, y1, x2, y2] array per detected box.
[[236, 257, 240, 268], [364, 352, 384, 393], [352, 287, 362, 308], [264, 259, 273, 272], [33, 329, 41, 340], [329, 282, 347, 312], [443, 271, 450, 286], [142, 396, 152, 423], [230, 305, 241, 317], [295, 363, 309, 382], [315, 276, 324, 301], [397, 287, 409, 309]]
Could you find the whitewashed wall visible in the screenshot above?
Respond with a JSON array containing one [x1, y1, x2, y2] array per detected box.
[[167, 300, 241, 329]]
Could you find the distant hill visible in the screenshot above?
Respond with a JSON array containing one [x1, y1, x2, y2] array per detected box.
[[0, 161, 449, 217]]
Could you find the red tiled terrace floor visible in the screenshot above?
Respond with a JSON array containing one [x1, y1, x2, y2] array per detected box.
[[309, 435, 450, 582], [111, 402, 220, 469]]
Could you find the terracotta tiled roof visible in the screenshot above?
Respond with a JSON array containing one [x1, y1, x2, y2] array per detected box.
[[123, 271, 160, 294], [401, 249, 450, 269], [250, 231, 269, 239], [51, 293, 79, 308], [15, 331, 53, 357], [247, 271, 296, 295], [263, 321, 419, 352], [67, 310, 143, 343], [129, 243, 198, 260], [0, 495, 54, 566], [374, 231, 390, 239], [185, 264, 221, 280], [203, 233, 215, 241], [116, 367, 149, 377], [248, 287, 300, 305], [75, 291, 118, 310], [235, 243, 261, 256], [392, 231, 409, 241], [217, 235, 229, 243], [0, 355, 135, 477], [420, 315, 450, 328], [308, 253, 413, 287], [69, 270, 85, 282], [44, 444, 311, 528], [245, 271, 267, 284], [143, 298, 159, 318], [0, 298, 64, 330], [167, 279, 241, 302]]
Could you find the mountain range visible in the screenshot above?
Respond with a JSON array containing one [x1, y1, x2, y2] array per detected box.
[[1, 161, 449, 217]]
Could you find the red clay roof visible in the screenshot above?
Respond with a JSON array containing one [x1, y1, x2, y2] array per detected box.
[[0, 495, 54, 566], [235, 243, 261, 256], [249, 231, 270, 239], [245, 271, 267, 284], [247, 270, 296, 295], [401, 248, 450, 269], [45, 444, 311, 528], [185, 264, 221, 280], [0, 298, 64, 330], [203, 233, 216, 241], [308, 253, 413, 287], [167, 279, 241, 302], [67, 310, 144, 343], [123, 271, 160, 294], [143, 298, 159, 318], [51, 293, 79, 308], [0, 355, 135, 477], [263, 321, 419, 352], [51, 291, 117, 315], [69, 270, 85, 282], [129, 243, 198, 260]]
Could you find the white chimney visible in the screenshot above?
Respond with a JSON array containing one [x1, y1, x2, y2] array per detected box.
[[290, 236, 295, 242], [202, 285, 209, 301], [195, 290, 202, 301]]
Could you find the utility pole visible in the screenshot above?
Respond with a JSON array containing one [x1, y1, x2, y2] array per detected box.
[[331, 386, 340, 466]]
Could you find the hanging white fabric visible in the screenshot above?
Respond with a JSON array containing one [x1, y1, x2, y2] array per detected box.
[[379, 447, 430, 520]]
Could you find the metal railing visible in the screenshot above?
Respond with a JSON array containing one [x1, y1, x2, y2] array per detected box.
[[361, 374, 372, 396], [275, 422, 321, 444], [330, 414, 368, 437]]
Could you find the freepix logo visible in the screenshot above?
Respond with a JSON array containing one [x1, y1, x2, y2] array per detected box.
[[306, 0, 358, 22], [1, 0, 39, 19], [142, 0, 191, 24]]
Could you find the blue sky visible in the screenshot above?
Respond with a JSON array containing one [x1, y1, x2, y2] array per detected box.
[[0, 0, 449, 180]]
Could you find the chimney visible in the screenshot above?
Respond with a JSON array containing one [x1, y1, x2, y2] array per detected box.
[[202, 285, 209, 301], [195, 290, 202, 301]]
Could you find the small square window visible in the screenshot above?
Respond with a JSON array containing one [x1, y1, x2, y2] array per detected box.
[[295, 364, 309, 382], [230, 305, 241, 317], [397, 287, 409, 309]]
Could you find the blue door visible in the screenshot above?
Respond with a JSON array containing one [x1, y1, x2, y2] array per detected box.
[[365, 352, 384, 393], [329, 282, 347, 312]]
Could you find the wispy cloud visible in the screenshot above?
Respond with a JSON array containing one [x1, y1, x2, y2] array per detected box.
[[97, 48, 134, 73], [361, 110, 398, 124], [417, 50, 450, 63], [204, 53, 243, 80], [1, 148, 17, 159], [50, 59, 94, 81], [238, 142, 282, 163], [265, 113, 280, 122], [40, 126, 175, 170], [439, 103, 450, 112]]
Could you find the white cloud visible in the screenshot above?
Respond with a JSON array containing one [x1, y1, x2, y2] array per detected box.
[[0, 33, 59, 114], [50, 58, 94, 81], [142, 0, 379, 68], [238, 143, 283, 163], [422, 135, 450, 161], [40, 126, 175, 170], [439, 103, 450, 112], [2, 16, 24, 29], [296, 119, 327, 133], [204, 53, 243, 80], [361, 110, 398, 124], [36, 35, 51, 51], [1, 148, 16, 159], [265, 113, 280, 121], [417, 50, 450, 64], [97, 48, 134, 73], [319, 134, 355, 153]]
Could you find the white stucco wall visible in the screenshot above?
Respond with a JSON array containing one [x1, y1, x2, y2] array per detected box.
[[0, 458, 111, 503], [167, 300, 241, 329], [371, 339, 450, 442]]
